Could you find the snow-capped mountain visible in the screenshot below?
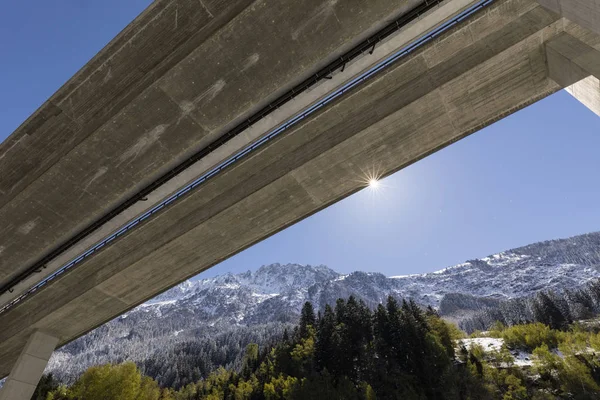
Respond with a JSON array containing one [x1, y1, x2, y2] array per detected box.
[[126, 263, 339, 325], [388, 231, 600, 304], [141, 232, 600, 320], [46, 231, 600, 384]]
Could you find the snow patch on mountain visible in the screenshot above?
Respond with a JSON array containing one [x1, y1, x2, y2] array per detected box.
[[46, 232, 600, 383]]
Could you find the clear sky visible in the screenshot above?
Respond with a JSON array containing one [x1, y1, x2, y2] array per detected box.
[[2, 1, 600, 279]]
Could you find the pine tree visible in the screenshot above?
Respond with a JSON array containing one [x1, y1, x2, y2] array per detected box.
[[299, 302, 316, 339], [241, 343, 259, 379], [534, 291, 569, 330], [31, 373, 59, 400], [588, 280, 600, 310], [315, 304, 335, 372]]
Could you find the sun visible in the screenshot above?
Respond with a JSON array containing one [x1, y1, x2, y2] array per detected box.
[[355, 166, 386, 193]]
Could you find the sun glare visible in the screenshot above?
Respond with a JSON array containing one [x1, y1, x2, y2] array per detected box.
[[368, 179, 380, 189], [355, 166, 386, 194]]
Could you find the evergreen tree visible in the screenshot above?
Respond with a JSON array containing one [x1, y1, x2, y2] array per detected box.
[[298, 302, 315, 339], [30, 373, 59, 400], [533, 291, 569, 330], [241, 344, 259, 379], [314, 304, 335, 373], [51, 295, 600, 399]]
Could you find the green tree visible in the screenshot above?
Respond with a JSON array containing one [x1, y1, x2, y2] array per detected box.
[[48, 362, 161, 400], [502, 323, 559, 352], [263, 374, 298, 400], [533, 292, 570, 330], [241, 343, 260, 379], [30, 373, 59, 400], [315, 304, 335, 372], [299, 302, 316, 339]]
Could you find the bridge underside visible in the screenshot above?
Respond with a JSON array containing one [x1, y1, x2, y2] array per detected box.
[[0, 0, 423, 302], [1, 0, 600, 380]]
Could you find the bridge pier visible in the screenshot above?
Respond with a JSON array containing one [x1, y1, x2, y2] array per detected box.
[[567, 76, 600, 117], [546, 33, 600, 116], [0, 331, 58, 400]]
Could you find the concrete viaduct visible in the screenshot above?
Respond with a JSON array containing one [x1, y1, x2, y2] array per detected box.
[[1, 0, 600, 397]]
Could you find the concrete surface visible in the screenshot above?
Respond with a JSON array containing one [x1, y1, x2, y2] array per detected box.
[[0, 0, 483, 309], [0, 0, 422, 295], [0, 331, 58, 400], [3, 0, 596, 378], [546, 32, 600, 86], [546, 31, 600, 116], [537, 0, 600, 36], [567, 76, 600, 116]]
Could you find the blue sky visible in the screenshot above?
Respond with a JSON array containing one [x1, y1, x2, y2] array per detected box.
[[2, 1, 600, 278]]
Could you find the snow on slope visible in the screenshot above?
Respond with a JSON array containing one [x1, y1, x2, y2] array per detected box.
[[389, 251, 599, 304], [121, 233, 600, 324], [459, 337, 534, 367], [46, 232, 600, 381]]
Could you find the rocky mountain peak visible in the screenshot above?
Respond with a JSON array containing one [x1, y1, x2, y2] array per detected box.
[[47, 231, 600, 384]]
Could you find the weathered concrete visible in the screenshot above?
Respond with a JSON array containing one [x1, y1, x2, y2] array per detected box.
[[537, 0, 600, 36], [0, 0, 483, 309], [546, 32, 600, 86], [0, 0, 423, 293], [546, 32, 600, 115], [567, 76, 600, 116], [0, 331, 58, 400], [3, 0, 593, 378]]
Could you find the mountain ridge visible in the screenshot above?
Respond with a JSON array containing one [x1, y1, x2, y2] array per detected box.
[[46, 231, 600, 385]]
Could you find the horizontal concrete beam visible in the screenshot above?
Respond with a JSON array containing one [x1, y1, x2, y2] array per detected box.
[[546, 32, 600, 116], [537, 0, 600, 36], [0, 0, 423, 293], [0, 0, 568, 378], [546, 32, 600, 86], [0, 0, 483, 310]]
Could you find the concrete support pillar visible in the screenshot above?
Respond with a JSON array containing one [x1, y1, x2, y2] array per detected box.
[[546, 33, 600, 116], [0, 331, 59, 400], [537, 0, 600, 36], [567, 76, 600, 117]]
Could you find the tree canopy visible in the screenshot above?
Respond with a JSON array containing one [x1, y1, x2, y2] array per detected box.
[[40, 295, 600, 399]]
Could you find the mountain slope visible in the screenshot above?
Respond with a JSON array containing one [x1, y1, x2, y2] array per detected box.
[[47, 231, 600, 385]]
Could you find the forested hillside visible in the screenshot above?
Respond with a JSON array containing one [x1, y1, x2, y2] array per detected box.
[[39, 295, 600, 399], [460, 279, 600, 333], [46, 232, 600, 386]]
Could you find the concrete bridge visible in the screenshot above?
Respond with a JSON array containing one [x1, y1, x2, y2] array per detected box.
[[1, 0, 600, 398]]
